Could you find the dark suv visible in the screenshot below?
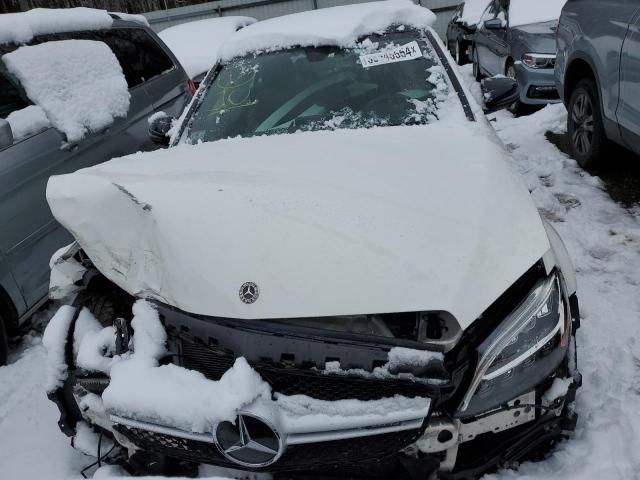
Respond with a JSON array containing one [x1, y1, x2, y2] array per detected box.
[[555, 0, 640, 169], [0, 13, 192, 364]]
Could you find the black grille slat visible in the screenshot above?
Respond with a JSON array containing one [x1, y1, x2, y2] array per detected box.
[[180, 339, 434, 401], [114, 424, 419, 471]]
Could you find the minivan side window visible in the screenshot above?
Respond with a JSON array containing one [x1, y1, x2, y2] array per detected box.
[[0, 62, 30, 119], [99, 29, 175, 88], [33, 28, 176, 89]]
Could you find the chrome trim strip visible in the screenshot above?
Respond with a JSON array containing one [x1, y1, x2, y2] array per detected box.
[[110, 414, 425, 446], [110, 415, 215, 443], [287, 418, 424, 445]]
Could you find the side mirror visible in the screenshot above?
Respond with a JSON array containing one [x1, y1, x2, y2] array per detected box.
[[148, 114, 174, 146], [482, 76, 520, 114], [484, 18, 506, 30], [0, 119, 13, 148]]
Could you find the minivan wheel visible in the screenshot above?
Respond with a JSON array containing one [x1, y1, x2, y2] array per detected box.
[[0, 313, 8, 366], [568, 79, 608, 169]]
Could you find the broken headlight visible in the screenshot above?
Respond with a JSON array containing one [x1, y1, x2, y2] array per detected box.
[[458, 273, 570, 417]]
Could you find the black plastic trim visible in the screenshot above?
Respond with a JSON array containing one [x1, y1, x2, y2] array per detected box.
[[424, 30, 475, 122]]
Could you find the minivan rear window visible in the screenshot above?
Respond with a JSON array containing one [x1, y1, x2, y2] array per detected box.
[[29, 28, 175, 89]]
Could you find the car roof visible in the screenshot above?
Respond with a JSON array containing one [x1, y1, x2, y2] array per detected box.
[[217, 0, 436, 62], [0, 8, 149, 48]]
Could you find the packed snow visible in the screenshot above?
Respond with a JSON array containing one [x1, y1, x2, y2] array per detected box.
[[101, 300, 271, 433], [5, 104, 50, 140], [42, 305, 76, 393], [3, 39, 130, 143], [109, 12, 149, 26], [159, 16, 256, 79], [509, 0, 567, 28], [459, 0, 492, 27], [0, 7, 113, 45], [218, 0, 436, 61], [49, 243, 86, 300]]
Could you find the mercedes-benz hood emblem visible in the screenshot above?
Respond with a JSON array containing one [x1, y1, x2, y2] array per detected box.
[[239, 282, 259, 304], [214, 413, 283, 467]]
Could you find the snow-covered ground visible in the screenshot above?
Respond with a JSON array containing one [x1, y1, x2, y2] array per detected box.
[[1, 65, 639, 480]]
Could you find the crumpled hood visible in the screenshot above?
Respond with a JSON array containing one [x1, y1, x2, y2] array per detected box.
[[47, 124, 550, 330]]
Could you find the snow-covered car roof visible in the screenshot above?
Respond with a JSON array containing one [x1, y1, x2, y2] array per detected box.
[[459, 0, 492, 27], [0, 7, 148, 46], [217, 0, 436, 62], [509, 0, 567, 28], [159, 16, 256, 79]]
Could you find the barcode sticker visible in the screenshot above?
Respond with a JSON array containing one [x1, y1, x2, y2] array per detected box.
[[359, 41, 422, 68]]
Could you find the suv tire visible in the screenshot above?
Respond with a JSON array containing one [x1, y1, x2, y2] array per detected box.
[[567, 78, 609, 169]]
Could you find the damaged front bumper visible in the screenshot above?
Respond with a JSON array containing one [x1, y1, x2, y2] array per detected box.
[[49, 287, 581, 479]]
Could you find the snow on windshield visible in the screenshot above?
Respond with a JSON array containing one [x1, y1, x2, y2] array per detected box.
[[218, 0, 436, 62], [184, 33, 452, 144], [509, 0, 567, 27], [2, 39, 130, 143], [0, 7, 113, 45], [159, 16, 256, 79], [459, 0, 492, 27]]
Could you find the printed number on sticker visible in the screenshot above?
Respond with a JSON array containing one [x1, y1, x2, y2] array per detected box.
[[359, 41, 422, 68]]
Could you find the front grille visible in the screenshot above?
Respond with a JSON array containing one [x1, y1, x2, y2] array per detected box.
[[180, 338, 435, 401], [114, 423, 420, 471]]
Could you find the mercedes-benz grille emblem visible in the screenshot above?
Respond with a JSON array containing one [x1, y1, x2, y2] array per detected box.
[[213, 413, 284, 467], [239, 282, 259, 304]]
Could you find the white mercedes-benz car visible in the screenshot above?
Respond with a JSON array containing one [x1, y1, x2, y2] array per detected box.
[[44, 1, 581, 478]]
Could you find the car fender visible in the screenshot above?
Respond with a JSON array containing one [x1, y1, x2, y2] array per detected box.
[[541, 219, 577, 296]]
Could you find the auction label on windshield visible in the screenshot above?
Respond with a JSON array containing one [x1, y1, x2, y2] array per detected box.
[[359, 41, 422, 68]]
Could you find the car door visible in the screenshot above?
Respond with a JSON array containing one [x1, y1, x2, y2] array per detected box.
[[476, 0, 505, 76], [484, 0, 510, 75], [617, 9, 640, 153]]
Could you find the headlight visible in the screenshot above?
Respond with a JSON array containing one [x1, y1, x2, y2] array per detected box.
[[458, 273, 570, 416], [522, 53, 556, 69]]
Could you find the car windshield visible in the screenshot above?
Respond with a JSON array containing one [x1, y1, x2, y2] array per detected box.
[[183, 30, 450, 144]]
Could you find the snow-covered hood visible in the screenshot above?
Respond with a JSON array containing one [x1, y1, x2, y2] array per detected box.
[[47, 124, 550, 330]]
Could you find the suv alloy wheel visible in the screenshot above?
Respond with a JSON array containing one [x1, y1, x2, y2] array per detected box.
[[567, 78, 609, 169]]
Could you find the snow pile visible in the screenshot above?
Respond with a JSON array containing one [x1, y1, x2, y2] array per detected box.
[[2, 39, 130, 143], [49, 243, 86, 300], [42, 305, 76, 393], [159, 16, 256, 79], [276, 394, 429, 432], [102, 300, 271, 433], [5, 105, 50, 141], [387, 347, 444, 371], [0, 8, 113, 45], [218, 0, 436, 61], [509, 0, 567, 28], [109, 12, 150, 26], [459, 0, 492, 27], [76, 313, 116, 374]]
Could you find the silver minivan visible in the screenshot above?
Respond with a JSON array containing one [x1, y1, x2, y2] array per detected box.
[[0, 14, 193, 363]]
